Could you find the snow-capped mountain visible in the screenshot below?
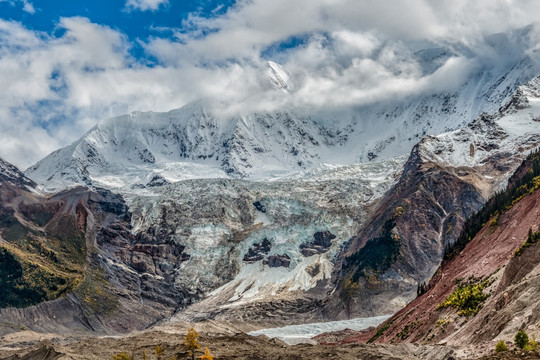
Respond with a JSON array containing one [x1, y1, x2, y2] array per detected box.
[[12, 27, 540, 330], [26, 103, 331, 190], [419, 76, 540, 173], [26, 28, 540, 190]]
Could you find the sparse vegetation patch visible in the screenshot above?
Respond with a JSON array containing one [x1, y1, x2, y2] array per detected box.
[[437, 277, 492, 316], [495, 340, 508, 352], [75, 266, 118, 316], [367, 319, 393, 343], [515, 329, 529, 349]]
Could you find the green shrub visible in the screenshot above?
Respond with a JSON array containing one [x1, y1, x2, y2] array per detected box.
[[515, 329, 529, 349], [495, 340, 508, 352], [395, 322, 417, 340]]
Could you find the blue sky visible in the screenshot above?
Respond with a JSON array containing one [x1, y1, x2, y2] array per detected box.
[[1, 0, 540, 168], [0, 0, 234, 34], [0, 0, 236, 61]]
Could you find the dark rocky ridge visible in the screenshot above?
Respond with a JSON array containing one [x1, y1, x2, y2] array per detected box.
[[0, 162, 193, 336], [0, 157, 36, 191], [263, 254, 291, 268], [325, 111, 540, 319]]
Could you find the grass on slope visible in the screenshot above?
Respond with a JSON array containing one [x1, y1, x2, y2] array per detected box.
[[0, 207, 86, 308]]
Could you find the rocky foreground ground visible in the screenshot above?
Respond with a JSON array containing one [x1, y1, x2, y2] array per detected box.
[[1, 321, 540, 360]]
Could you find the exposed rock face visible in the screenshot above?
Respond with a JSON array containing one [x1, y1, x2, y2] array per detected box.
[[252, 200, 266, 213], [0, 175, 87, 309], [331, 144, 487, 317], [300, 231, 336, 257], [0, 184, 175, 336], [0, 159, 195, 336], [335, 153, 540, 348], [263, 254, 291, 268], [243, 238, 271, 263]]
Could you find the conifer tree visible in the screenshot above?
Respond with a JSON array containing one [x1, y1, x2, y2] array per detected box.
[[515, 329, 529, 349], [183, 328, 201, 360], [199, 347, 214, 360]]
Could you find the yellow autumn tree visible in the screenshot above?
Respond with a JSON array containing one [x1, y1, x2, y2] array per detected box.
[[183, 328, 201, 360], [112, 353, 133, 360], [198, 347, 214, 360], [155, 345, 164, 360]]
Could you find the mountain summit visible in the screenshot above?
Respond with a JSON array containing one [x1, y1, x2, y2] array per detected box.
[[26, 38, 539, 191]]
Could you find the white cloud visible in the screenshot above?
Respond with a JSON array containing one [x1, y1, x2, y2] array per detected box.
[[2, 1, 540, 168], [0, 0, 35, 14], [155, 0, 540, 65], [125, 0, 168, 12], [21, 0, 34, 13]]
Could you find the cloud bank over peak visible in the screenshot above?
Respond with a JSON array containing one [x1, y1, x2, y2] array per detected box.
[[1, 1, 540, 168]]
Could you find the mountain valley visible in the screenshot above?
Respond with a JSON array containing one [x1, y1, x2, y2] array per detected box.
[[2, 26, 540, 360]]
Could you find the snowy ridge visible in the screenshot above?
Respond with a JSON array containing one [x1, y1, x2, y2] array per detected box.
[[418, 75, 540, 190], [26, 105, 331, 191], [267, 61, 292, 93], [0, 157, 36, 190]]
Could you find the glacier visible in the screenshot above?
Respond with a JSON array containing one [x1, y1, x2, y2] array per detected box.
[[248, 315, 391, 345]]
